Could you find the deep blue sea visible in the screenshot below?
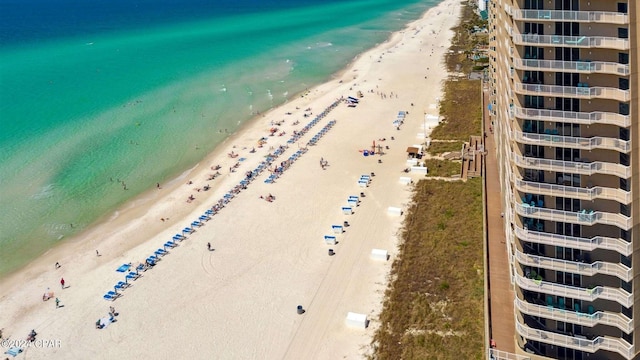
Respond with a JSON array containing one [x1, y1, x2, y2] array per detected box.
[[0, 0, 441, 275]]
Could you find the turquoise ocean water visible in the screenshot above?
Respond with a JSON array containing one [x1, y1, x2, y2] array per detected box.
[[0, 0, 441, 275]]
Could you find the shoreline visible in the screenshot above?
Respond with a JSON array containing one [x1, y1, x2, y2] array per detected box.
[[0, 1, 462, 358]]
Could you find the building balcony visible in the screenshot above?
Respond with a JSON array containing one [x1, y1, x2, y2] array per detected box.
[[514, 203, 632, 230], [512, 154, 631, 179], [514, 226, 632, 256], [509, 9, 628, 25], [515, 321, 635, 358], [512, 58, 630, 76], [513, 83, 630, 102], [514, 273, 633, 308], [513, 107, 631, 127], [514, 297, 633, 334], [513, 131, 630, 153], [515, 249, 632, 282], [513, 178, 632, 205], [512, 33, 629, 51]]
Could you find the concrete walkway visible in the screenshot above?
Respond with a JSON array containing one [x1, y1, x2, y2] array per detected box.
[[483, 86, 516, 352]]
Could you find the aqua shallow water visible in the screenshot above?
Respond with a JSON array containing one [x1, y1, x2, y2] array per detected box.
[[0, 0, 440, 275]]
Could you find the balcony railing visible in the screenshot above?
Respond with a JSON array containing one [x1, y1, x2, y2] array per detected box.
[[513, 226, 632, 256], [514, 273, 633, 307], [515, 203, 632, 230], [487, 349, 532, 360], [515, 322, 635, 358], [513, 131, 630, 152], [510, 9, 629, 25], [512, 58, 630, 76], [513, 178, 632, 205], [512, 33, 630, 51], [514, 297, 633, 333], [515, 249, 632, 281], [513, 107, 631, 127], [513, 154, 631, 178], [514, 83, 630, 102]]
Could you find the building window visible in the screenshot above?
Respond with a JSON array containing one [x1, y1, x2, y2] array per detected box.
[[619, 78, 629, 90], [619, 52, 629, 64], [618, 2, 628, 14], [620, 203, 630, 217], [619, 102, 630, 115], [618, 28, 629, 39], [525, 23, 544, 35], [620, 229, 630, 242], [524, 95, 544, 108], [620, 178, 630, 192], [619, 153, 629, 166], [555, 0, 579, 11], [620, 127, 629, 141], [525, 46, 543, 59], [524, 0, 543, 10]]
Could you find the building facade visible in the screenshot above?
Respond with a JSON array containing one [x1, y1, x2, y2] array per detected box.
[[488, 0, 639, 359]]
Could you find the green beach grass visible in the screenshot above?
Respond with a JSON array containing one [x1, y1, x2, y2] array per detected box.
[[370, 179, 484, 359], [370, 2, 486, 358], [425, 140, 464, 156]]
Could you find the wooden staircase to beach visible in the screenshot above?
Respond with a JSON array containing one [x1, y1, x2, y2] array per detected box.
[[461, 135, 484, 179]]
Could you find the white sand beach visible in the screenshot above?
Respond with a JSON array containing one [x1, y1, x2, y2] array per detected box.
[[0, 1, 461, 358]]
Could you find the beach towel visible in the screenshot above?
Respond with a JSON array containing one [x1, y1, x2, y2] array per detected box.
[[4, 347, 23, 357], [100, 317, 112, 328]]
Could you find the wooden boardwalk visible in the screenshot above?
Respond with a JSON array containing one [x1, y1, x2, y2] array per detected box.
[[483, 86, 516, 352], [462, 135, 483, 179]]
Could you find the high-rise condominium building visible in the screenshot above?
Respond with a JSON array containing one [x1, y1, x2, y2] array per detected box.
[[487, 0, 638, 359]]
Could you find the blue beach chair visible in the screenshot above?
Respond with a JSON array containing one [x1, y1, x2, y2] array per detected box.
[[173, 234, 184, 242], [126, 272, 140, 281], [115, 281, 128, 291], [191, 220, 203, 228], [182, 227, 194, 235]]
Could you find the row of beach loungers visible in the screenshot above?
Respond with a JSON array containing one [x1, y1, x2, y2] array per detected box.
[[287, 99, 341, 145], [103, 233, 191, 301], [264, 119, 336, 184], [264, 104, 340, 183], [264, 117, 337, 185], [307, 120, 337, 146], [103, 99, 344, 301], [264, 147, 309, 184]]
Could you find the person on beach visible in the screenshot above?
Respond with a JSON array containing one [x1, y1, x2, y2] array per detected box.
[[55, 298, 60, 308], [60, 278, 65, 289], [55, 262, 61, 269], [96, 250, 100, 257], [207, 243, 211, 251]]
